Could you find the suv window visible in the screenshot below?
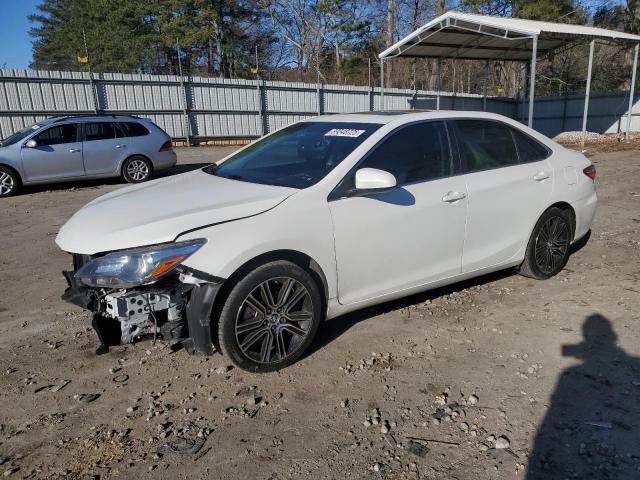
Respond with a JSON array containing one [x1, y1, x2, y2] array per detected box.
[[84, 122, 121, 141], [33, 124, 78, 146], [119, 122, 150, 137], [511, 128, 550, 163], [357, 121, 451, 186], [453, 119, 518, 172]]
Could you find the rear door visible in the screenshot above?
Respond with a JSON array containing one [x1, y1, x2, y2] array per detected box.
[[329, 121, 468, 305], [81, 122, 127, 175], [21, 123, 84, 182], [451, 119, 553, 273]]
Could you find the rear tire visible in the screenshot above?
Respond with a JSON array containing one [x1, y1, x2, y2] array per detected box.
[[0, 166, 19, 198], [518, 207, 572, 280], [122, 156, 152, 183], [217, 261, 322, 373]]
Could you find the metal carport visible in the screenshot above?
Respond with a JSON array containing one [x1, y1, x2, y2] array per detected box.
[[379, 12, 640, 144]]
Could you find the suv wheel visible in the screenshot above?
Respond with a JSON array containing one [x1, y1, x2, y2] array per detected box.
[[122, 156, 152, 183], [218, 261, 322, 372], [0, 167, 19, 197], [519, 207, 572, 279]]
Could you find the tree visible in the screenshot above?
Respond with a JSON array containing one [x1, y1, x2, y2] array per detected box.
[[30, 0, 152, 72]]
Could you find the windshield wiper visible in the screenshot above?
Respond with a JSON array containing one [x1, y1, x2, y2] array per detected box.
[[222, 174, 248, 182]]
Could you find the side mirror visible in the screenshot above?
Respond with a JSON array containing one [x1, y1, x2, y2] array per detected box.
[[350, 168, 396, 196], [24, 139, 37, 148]]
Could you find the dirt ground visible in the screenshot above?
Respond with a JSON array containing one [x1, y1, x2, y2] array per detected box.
[[0, 143, 639, 480]]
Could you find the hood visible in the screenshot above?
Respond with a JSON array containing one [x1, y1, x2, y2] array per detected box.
[[56, 169, 297, 254]]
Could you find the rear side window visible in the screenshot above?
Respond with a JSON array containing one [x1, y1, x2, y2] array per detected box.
[[120, 122, 150, 137], [84, 122, 121, 141], [511, 128, 550, 163], [453, 120, 518, 173], [358, 121, 451, 185], [33, 124, 78, 146]]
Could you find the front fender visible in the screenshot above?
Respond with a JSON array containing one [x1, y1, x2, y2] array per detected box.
[[177, 199, 338, 301]]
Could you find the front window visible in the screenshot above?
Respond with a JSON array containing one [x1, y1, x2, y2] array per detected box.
[[0, 124, 43, 147], [205, 122, 382, 189], [33, 123, 79, 146]]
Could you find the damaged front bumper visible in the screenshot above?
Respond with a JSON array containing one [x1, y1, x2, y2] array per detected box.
[[62, 254, 223, 356]]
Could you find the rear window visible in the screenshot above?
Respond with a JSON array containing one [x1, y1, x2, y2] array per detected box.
[[453, 119, 519, 173], [120, 122, 150, 137], [511, 128, 550, 163], [84, 122, 121, 141]]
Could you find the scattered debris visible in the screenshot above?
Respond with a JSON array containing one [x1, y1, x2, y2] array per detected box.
[[158, 437, 206, 456], [407, 441, 429, 458], [49, 379, 71, 393], [76, 393, 100, 403], [494, 436, 511, 449], [112, 373, 129, 383]]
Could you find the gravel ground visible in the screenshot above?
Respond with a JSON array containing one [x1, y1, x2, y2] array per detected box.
[[0, 145, 639, 480]]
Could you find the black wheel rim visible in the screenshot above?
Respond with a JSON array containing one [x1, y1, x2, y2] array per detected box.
[[534, 216, 569, 274], [235, 277, 313, 364]]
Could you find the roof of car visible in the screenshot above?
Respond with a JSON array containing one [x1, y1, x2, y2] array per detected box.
[[39, 114, 143, 125], [306, 110, 517, 125]]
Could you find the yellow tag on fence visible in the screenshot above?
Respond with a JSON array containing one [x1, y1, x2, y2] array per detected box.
[[77, 56, 88, 64]]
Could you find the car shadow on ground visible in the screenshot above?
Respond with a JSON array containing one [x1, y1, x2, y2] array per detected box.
[[16, 163, 210, 196], [309, 267, 515, 358], [310, 230, 592, 359], [526, 314, 640, 479]]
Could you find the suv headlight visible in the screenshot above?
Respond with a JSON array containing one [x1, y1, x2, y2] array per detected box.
[[75, 239, 206, 288]]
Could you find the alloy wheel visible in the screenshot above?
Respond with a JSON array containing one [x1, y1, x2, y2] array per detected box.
[[235, 277, 314, 364], [0, 171, 14, 196], [534, 216, 569, 274], [126, 159, 149, 181]]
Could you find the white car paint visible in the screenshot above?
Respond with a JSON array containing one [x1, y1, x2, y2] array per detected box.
[[57, 169, 297, 254], [56, 111, 597, 321]]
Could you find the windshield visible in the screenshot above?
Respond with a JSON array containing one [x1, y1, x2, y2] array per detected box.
[[0, 123, 42, 147], [204, 121, 382, 188]]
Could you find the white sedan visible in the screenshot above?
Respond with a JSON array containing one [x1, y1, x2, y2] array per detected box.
[[56, 111, 597, 372]]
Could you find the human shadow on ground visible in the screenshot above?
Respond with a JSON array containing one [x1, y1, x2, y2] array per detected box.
[[526, 314, 640, 479]]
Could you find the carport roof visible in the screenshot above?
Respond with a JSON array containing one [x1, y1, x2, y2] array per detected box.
[[379, 12, 640, 61]]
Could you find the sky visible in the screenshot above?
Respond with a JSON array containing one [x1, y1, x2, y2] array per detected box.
[[0, 0, 40, 69]]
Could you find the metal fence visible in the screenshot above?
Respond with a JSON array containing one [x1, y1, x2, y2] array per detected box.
[[1, 68, 638, 141]]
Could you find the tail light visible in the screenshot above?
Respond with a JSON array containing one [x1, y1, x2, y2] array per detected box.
[[583, 164, 596, 181], [159, 139, 173, 151]]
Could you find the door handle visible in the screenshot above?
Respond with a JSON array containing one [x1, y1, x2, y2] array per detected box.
[[442, 191, 466, 203], [115, 144, 126, 149], [533, 171, 550, 181], [69, 148, 81, 153]]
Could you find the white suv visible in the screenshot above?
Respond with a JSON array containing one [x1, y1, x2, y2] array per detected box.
[[56, 111, 597, 372]]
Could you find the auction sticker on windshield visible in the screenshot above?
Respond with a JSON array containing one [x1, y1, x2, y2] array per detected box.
[[324, 128, 366, 138]]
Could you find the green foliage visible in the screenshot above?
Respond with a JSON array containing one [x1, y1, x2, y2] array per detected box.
[[30, 0, 151, 72]]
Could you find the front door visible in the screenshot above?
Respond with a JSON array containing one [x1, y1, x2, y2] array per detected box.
[[21, 123, 84, 182], [329, 121, 468, 306]]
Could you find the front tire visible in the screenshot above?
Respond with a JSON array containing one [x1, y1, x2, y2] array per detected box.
[[0, 166, 19, 198], [519, 207, 572, 280], [122, 156, 152, 183], [217, 261, 322, 373]]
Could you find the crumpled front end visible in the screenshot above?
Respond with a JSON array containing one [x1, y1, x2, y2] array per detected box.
[[62, 253, 222, 356]]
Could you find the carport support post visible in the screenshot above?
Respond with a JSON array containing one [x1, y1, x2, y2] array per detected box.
[[528, 35, 538, 128], [482, 60, 489, 112], [436, 58, 442, 110], [581, 40, 595, 149], [380, 58, 385, 110], [625, 43, 639, 140]]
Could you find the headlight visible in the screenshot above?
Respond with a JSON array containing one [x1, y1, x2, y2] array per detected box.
[[75, 239, 206, 288]]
